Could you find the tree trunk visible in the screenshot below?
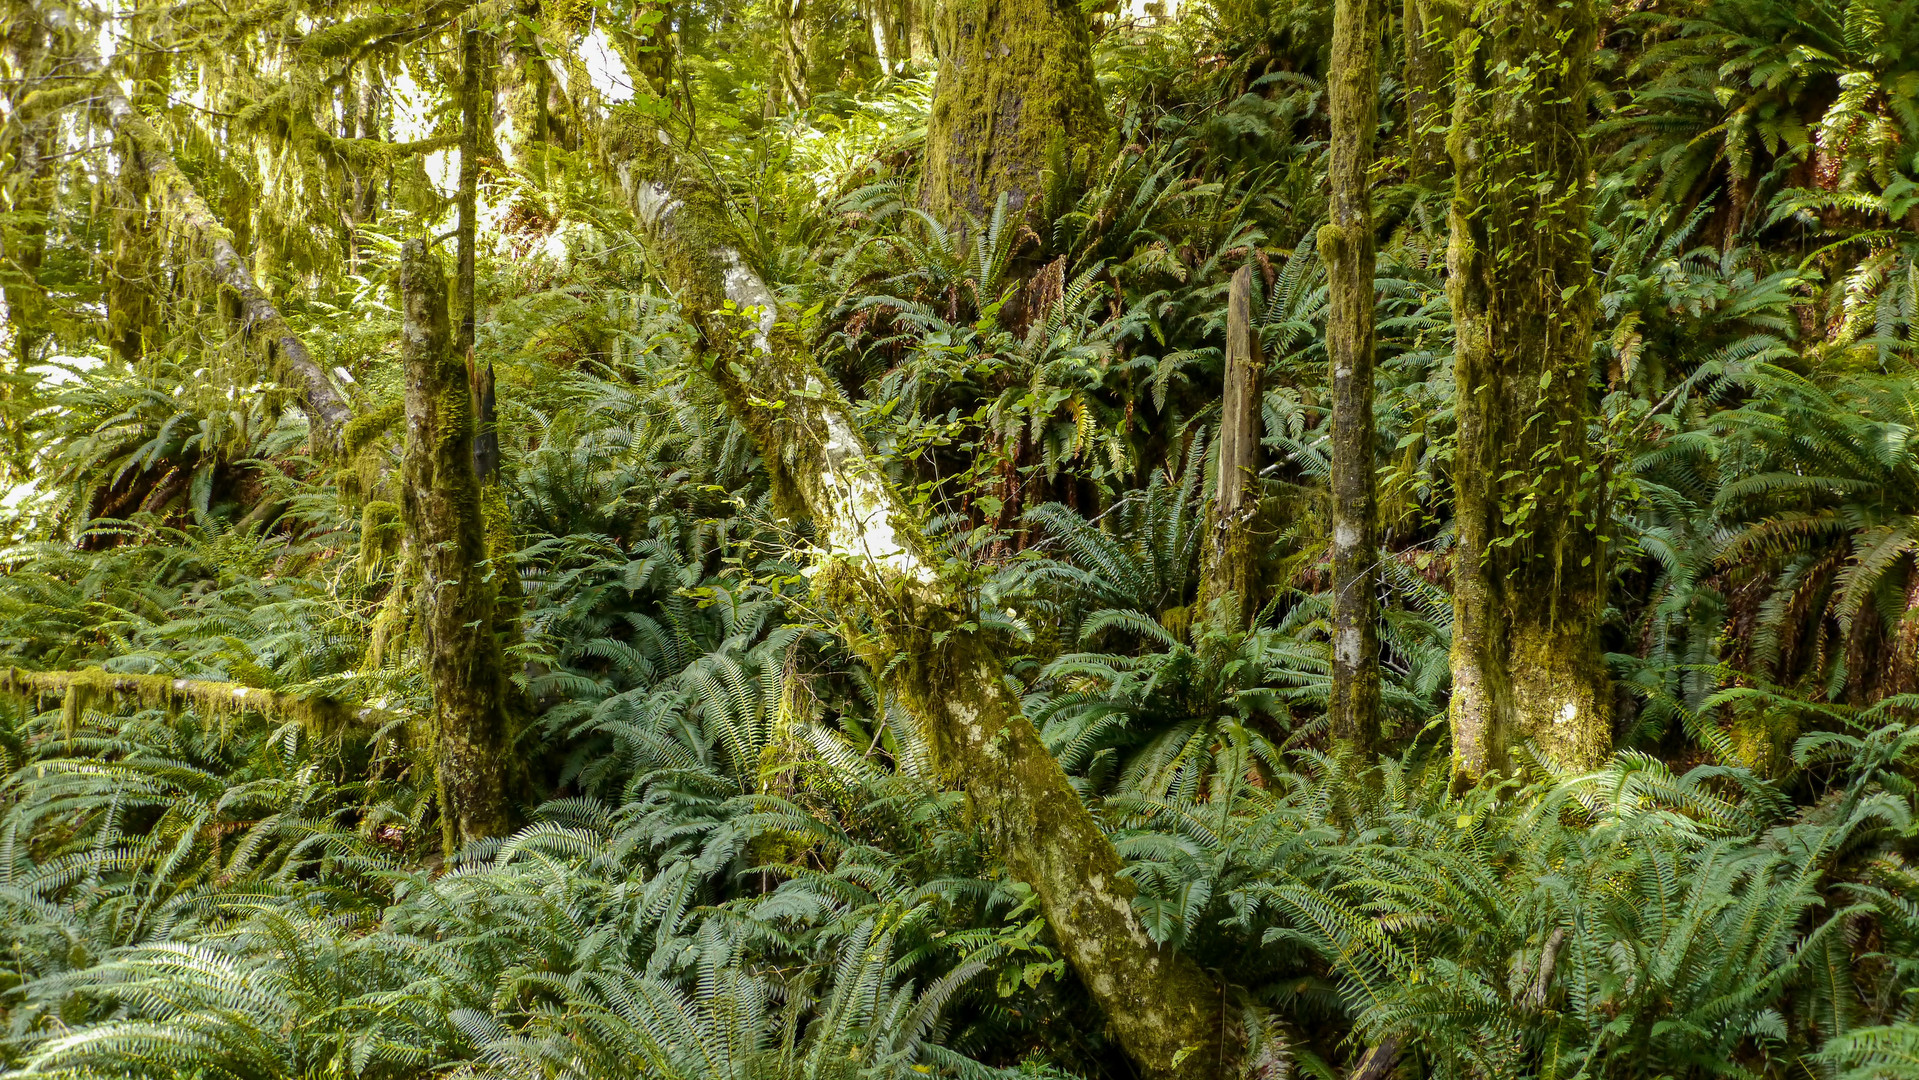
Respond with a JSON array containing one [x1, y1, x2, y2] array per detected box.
[[1322, 0, 1382, 749], [1199, 264, 1263, 632], [1, 667, 401, 729], [398, 239, 514, 849], [602, 114, 1237, 1080], [919, 0, 1106, 226], [1401, 0, 1452, 188], [458, 20, 482, 360], [1, 6, 57, 478], [778, 0, 809, 109], [1445, 0, 1610, 780]]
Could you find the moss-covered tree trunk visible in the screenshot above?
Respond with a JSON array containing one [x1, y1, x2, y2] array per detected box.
[[777, 0, 809, 109], [398, 239, 514, 849], [1322, 0, 1382, 749], [919, 0, 1106, 226], [603, 115, 1236, 1080], [1199, 264, 1263, 632], [1, 7, 55, 379], [1445, 0, 1610, 779]]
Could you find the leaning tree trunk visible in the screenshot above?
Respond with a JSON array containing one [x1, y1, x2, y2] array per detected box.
[[398, 240, 515, 850], [1445, 0, 1610, 780], [95, 93, 354, 453], [1322, 0, 1383, 750], [1198, 264, 1264, 633], [602, 114, 1236, 1080], [919, 0, 1106, 226]]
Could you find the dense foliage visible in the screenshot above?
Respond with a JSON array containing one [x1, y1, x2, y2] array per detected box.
[[0, 0, 1916, 1075]]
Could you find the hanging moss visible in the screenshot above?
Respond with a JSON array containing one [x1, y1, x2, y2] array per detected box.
[[2, 667, 398, 735], [360, 500, 404, 581]]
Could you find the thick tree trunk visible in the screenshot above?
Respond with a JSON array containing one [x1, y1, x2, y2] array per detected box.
[[919, 0, 1106, 226], [1199, 264, 1263, 632], [1322, 0, 1382, 749], [398, 240, 514, 848], [1445, 0, 1610, 780], [603, 115, 1236, 1080]]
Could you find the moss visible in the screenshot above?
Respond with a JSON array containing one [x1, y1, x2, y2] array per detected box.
[[919, 0, 1108, 226], [359, 500, 404, 581], [344, 399, 406, 455]]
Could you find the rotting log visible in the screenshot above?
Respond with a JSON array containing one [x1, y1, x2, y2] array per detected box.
[[600, 111, 1239, 1080], [1198, 263, 1264, 633]]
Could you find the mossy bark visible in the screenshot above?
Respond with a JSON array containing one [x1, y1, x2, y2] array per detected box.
[[1, 7, 56, 374], [457, 20, 484, 360], [1444, 0, 1610, 780], [1199, 264, 1264, 633], [398, 240, 515, 848], [919, 0, 1106, 226], [1323, 0, 1383, 749], [1401, 0, 1454, 187], [603, 113, 1237, 1080]]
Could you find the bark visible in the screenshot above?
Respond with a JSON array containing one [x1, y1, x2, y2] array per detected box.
[[1445, 0, 1610, 780], [1199, 264, 1264, 632], [1323, 0, 1382, 749], [778, 0, 809, 109], [919, 0, 1106, 226], [458, 21, 482, 360], [867, 0, 895, 76], [398, 240, 515, 848], [603, 114, 1237, 1080], [96, 92, 354, 454], [1401, 0, 1452, 187], [0, 9, 55, 370]]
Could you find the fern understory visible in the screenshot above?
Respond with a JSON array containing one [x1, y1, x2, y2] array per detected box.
[[2, 0, 1919, 1076]]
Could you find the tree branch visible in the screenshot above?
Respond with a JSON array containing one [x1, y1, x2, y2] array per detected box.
[[1, 667, 400, 729]]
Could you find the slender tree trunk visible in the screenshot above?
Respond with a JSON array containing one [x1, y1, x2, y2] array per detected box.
[[398, 239, 514, 849], [1199, 264, 1263, 632], [2, 8, 57, 480], [867, 0, 895, 76], [1445, 0, 1610, 780], [455, 22, 503, 485], [778, 0, 809, 109], [458, 21, 482, 359], [1323, 0, 1382, 749], [919, 0, 1106, 226], [602, 114, 1238, 1080]]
